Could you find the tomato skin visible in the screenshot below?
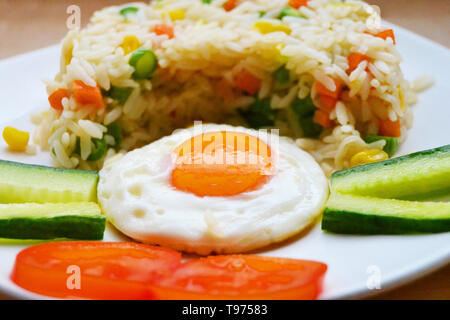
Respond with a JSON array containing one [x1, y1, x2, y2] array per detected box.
[[11, 242, 181, 300], [148, 255, 327, 300]]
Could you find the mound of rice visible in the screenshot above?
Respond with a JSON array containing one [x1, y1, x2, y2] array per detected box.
[[33, 0, 430, 176]]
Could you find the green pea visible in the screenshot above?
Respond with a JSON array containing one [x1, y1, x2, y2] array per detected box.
[[274, 65, 290, 86], [119, 7, 139, 18], [129, 49, 158, 80]]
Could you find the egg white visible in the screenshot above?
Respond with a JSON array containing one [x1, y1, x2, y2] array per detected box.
[[98, 124, 329, 255]]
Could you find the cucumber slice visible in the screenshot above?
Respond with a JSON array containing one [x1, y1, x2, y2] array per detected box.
[[0, 202, 105, 240], [331, 144, 450, 199], [322, 193, 450, 234], [0, 160, 99, 203]]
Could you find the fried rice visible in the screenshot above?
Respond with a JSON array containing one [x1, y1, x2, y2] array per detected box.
[[32, 0, 432, 176]]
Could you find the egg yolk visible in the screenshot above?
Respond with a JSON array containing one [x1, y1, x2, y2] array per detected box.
[[171, 131, 274, 197]]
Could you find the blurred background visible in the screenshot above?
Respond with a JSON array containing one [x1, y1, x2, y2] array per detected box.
[[0, 0, 448, 299], [0, 0, 449, 59]]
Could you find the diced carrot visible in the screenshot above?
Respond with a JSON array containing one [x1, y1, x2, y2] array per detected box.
[[72, 80, 104, 109], [378, 119, 401, 137], [224, 0, 238, 11], [289, 0, 309, 9], [366, 29, 396, 44], [48, 89, 69, 111], [154, 24, 174, 39], [313, 110, 334, 128], [315, 78, 342, 99], [318, 95, 338, 113], [234, 69, 261, 95], [375, 29, 395, 44], [347, 52, 370, 72]]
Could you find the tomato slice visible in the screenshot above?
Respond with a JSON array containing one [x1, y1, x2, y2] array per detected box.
[[11, 242, 181, 300], [148, 255, 327, 300]]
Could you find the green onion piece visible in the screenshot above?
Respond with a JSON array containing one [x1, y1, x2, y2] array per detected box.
[[274, 65, 290, 86], [258, 11, 266, 18], [119, 7, 139, 18], [73, 138, 81, 156], [291, 97, 322, 138], [129, 49, 158, 80], [87, 138, 107, 161], [107, 123, 123, 149], [279, 7, 305, 19], [300, 115, 323, 138], [202, 0, 212, 4], [291, 96, 316, 117], [108, 86, 132, 105], [240, 98, 275, 129], [364, 135, 399, 157]]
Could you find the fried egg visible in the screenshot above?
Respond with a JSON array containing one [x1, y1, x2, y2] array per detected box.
[[98, 124, 328, 255]]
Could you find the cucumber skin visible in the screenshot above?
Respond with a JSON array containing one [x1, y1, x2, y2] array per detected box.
[[322, 208, 450, 234], [332, 144, 450, 179], [0, 215, 106, 240], [0, 159, 97, 176], [331, 144, 450, 199]]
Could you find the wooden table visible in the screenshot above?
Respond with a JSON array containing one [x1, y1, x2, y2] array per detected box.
[[0, 0, 448, 300]]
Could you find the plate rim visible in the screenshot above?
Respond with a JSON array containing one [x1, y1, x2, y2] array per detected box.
[[0, 22, 449, 300]]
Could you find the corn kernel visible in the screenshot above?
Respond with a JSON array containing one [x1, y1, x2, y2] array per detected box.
[[120, 35, 140, 55], [350, 149, 389, 167], [2, 126, 30, 152], [253, 21, 291, 35], [261, 48, 287, 64], [168, 9, 185, 21]]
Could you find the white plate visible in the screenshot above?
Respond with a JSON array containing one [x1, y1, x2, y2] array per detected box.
[[0, 23, 449, 300]]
